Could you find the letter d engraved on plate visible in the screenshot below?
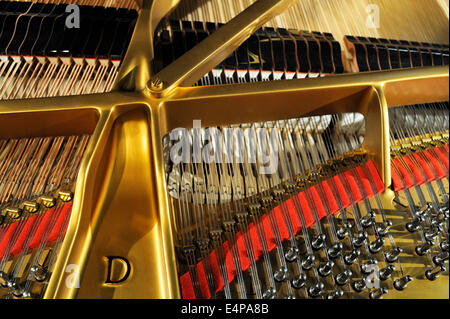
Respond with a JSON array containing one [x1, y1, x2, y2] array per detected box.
[[104, 256, 132, 284]]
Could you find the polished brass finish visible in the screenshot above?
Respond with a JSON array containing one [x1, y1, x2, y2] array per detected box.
[[0, 0, 448, 299], [22, 201, 39, 214]]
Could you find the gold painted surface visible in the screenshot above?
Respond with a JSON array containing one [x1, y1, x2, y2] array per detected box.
[[0, 0, 447, 299]]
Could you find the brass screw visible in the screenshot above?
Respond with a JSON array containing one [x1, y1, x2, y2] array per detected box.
[[149, 77, 164, 92]]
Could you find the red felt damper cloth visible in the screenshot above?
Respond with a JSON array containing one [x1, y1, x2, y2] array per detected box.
[[179, 161, 384, 299], [0, 203, 72, 260], [391, 145, 449, 191]]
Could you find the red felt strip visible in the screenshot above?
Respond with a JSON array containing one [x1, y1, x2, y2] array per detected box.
[[436, 147, 449, 170], [391, 146, 449, 191], [392, 158, 415, 190], [391, 165, 404, 191], [413, 152, 435, 182], [423, 150, 446, 179], [0, 203, 72, 260], [365, 160, 386, 193], [180, 161, 385, 299], [403, 155, 426, 184]]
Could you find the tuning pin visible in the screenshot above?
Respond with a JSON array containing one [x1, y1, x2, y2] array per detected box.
[[369, 287, 388, 299], [274, 267, 288, 282], [431, 214, 446, 230], [416, 203, 432, 216], [406, 217, 423, 232], [262, 287, 276, 299], [31, 265, 47, 282], [439, 206, 449, 219], [352, 231, 368, 248], [11, 281, 23, 298], [361, 211, 376, 228], [425, 265, 447, 281], [21, 289, 32, 299], [6, 278, 18, 292], [308, 281, 324, 298], [292, 273, 307, 289], [319, 261, 335, 277], [327, 289, 344, 299], [302, 255, 316, 270], [344, 249, 361, 265], [327, 242, 343, 259], [285, 247, 299, 262], [379, 265, 395, 281], [337, 226, 349, 240], [352, 279, 367, 292], [312, 234, 326, 250], [0, 271, 9, 288], [361, 258, 378, 275], [376, 220, 392, 237], [369, 237, 385, 254], [424, 227, 440, 242], [394, 275, 413, 291], [335, 269, 353, 286], [415, 241, 433, 256], [385, 247, 403, 262], [433, 252, 449, 266], [440, 240, 449, 252]]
